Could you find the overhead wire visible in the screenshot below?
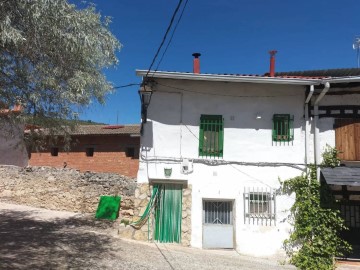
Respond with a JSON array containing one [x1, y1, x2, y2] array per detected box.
[[112, 83, 141, 89], [145, 0, 184, 78], [153, 0, 190, 73]]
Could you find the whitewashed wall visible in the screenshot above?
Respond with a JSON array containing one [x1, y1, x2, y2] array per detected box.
[[137, 78, 359, 257]]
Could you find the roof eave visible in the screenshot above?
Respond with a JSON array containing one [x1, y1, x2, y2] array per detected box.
[[136, 70, 321, 86], [323, 76, 360, 84]]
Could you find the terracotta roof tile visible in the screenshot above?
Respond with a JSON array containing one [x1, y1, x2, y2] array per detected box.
[[68, 125, 140, 136]]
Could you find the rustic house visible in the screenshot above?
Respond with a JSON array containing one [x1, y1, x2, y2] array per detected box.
[[134, 52, 360, 257]]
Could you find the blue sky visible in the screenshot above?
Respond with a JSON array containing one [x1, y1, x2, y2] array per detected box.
[[77, 0, 360, 124]]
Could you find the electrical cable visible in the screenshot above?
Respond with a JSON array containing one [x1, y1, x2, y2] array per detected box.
[[153, 0, 190, 74], [145, 0, 184, 78], [112, 83, 141, 89]]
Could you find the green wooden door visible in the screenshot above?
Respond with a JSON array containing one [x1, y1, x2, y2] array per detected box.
[[154, 184, 183, 243]]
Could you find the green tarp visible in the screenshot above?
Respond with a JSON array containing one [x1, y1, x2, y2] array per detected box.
[[95, 195, 121, 220]]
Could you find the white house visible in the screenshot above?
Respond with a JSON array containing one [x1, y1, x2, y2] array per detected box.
[[135, 54, 360, 257]]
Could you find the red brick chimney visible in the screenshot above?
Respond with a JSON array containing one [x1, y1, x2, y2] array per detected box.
[[192, 53, 201, 74], [269, 50, 277, 77]]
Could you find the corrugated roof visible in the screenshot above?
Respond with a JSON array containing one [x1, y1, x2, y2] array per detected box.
[[322, 167, 360, 186], [52, 124, 141, 136], [276, 68, 360, 78]]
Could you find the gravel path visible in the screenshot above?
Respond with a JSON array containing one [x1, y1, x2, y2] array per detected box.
[[0, 202, 297, 270]]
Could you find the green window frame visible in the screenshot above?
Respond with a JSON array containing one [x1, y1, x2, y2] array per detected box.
[[199, 115, 224, 158], [272, 114, 294, 142]]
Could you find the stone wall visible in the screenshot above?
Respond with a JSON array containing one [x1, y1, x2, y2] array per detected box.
[[0, 165, 137, 216], [0, 165, 192, 246]]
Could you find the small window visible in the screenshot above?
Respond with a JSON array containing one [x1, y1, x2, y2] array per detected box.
[[126, 147, 135, 158], [51, 147, 59, 157], [199, 115, 224, 158], [244, 188, 276, 226], [249, 193, 270, 215], [86, 147, 94, 157], [272, 114, 294, 143]]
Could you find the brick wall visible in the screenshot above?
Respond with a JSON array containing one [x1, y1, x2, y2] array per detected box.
[[29, 135, 139, 178]]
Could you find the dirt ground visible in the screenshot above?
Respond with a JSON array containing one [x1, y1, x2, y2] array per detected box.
[[0, 203, 324, 269]]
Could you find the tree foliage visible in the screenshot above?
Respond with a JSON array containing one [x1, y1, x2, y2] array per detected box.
[[0, 0, 121, 145], [281, 148, 351, 270]]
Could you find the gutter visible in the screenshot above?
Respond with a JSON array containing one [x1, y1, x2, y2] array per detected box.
[[136, 70, 321, 86], [314, 82, 330, 180], [324, 76, 360, 83], [304, 85, 315, 169]]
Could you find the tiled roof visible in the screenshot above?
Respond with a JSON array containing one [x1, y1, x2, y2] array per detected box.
[[70, 125, 140, 135], [322, 167, 360, 186], [275, 68, 360, 78], [68, 125, 140, 136], [147, 68, 360, 79]]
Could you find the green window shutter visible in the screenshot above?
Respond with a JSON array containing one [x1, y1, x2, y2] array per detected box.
[[199, 115, 224, 158], [272, 114, 294, 143]]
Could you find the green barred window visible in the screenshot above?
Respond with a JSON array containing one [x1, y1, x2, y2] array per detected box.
[[199, 115, 224, 158], [272, 114, 294, 143]]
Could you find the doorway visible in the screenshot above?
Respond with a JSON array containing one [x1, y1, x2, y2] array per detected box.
[[202, 200, 234, 249]]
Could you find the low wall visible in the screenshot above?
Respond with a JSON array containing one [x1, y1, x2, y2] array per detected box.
[[0, 165, 192, 246], [0, 165, 137, 216]]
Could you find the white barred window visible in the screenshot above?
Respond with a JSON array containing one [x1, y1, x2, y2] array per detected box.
[[243, 187, 276, 226]]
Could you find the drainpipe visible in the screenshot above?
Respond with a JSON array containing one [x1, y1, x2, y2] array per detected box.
[[314, 82, 330, 180], [304, 85, 314, 171]]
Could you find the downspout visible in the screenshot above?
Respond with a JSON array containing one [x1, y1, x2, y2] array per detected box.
[[314, 82, 330, 180], [304, 85, 314, 171]]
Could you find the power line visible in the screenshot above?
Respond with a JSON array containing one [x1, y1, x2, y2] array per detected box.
[[145, 0, 184, 78], [153, 0, 190, 73], [112, 83, 141, 89]]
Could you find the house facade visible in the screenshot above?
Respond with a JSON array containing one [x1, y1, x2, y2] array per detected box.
[[29, 125, 140, 178], [135, 57, 360, 257]]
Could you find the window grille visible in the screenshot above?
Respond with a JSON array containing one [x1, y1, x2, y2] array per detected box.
[[272, 114, 294, 145], [199, 115, 224, 158], [203, 201, 232, 225], [243, 187, 276, 226]]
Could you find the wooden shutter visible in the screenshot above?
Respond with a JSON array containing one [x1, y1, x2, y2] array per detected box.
[[335, 119, 360, 161]]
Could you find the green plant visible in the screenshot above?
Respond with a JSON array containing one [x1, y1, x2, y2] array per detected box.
[[120, 219, 130, 226], [322, 144, 341, 168], [281, 164, 351, 270]]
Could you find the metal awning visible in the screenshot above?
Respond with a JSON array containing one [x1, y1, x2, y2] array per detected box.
[[321, 167, 360, 186]]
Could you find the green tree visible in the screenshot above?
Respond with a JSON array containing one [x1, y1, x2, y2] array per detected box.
[[0, 0, 121, 146]]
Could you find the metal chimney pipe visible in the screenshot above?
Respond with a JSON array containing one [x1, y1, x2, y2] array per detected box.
[[192, 53, 201, 74], [269, 50, 277, 77]]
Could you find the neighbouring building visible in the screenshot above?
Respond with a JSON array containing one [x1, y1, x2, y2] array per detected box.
[[134, 52, 360, 257], [29, 124, 140, 178], [0, 105, 28, 167]]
